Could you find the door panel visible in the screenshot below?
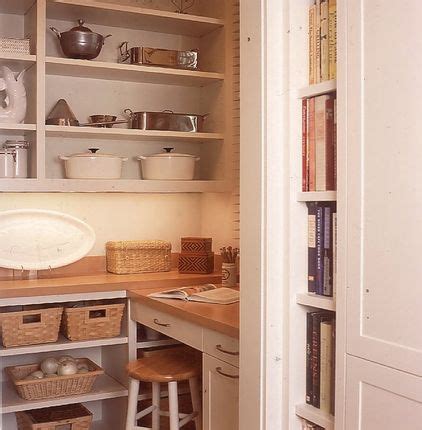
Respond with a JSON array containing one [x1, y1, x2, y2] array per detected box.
[[346, 0, 422, 375], [346, 356, 422, 429]]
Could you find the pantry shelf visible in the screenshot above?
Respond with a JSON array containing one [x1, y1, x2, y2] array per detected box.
[[0, 53, 36, 69], [297, 191, 337, 202], [45, 125, 224, 142], [0, 124, 36, 134], [45, 57, 224, 86], [0, 335, 129, 357], [295, 404, 334, 430], [296, 293, 335, 312], [297, 79, 337, 99], [0, 0, 34, 15], [47, 0, 224, 37], [1, 374, 128, 414]]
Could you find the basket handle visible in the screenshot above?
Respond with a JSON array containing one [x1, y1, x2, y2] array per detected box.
[[18, 312, 44, 329], [85, 308, 111, 324]]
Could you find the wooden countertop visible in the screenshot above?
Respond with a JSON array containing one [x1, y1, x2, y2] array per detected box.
[[0, 270, 222, 299], [128, 286, 239, 338]]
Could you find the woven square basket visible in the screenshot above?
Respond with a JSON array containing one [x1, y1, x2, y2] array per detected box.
[[61, 302, 125, 341], [0, 307, 63, 348], [16, 404, 93, 430], [6, 358, 104, 401], [106, 240, 171, 274]]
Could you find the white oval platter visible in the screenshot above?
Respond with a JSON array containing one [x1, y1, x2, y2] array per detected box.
[[0, 209, 95, 271]]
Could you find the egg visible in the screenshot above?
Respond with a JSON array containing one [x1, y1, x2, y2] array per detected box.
[[30, 371, 45, 379], [57, 361, 78, 376], [40, 357, 59, 375]]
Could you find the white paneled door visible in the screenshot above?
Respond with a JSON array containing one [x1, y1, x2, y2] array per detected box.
[[345, 0, 422, 375]]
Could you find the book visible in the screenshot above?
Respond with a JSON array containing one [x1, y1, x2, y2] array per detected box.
[[302, 420, 324, 430], [149, 284, 240, 305], [330, 318, 336, 415], [309, 3, 317, 84], [320, 0, 329, 82], [332, 212, 337, 299], [315, 0, 321, 84], [328, 0, 337, 80], [325, 97, 335, 190], [315, 204, 324, 295], [323, 204, 335, 296], [306, 312, 314, 404], [314, 94, 330, 191], [320, 320, 333, 412], [307, 202, 318, 293], [333, 98, 337, 189], [302, 98, 308, 191], [308, 97, 316, 191]]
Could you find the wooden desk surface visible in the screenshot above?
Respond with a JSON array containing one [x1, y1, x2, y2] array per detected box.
[[128, 286, 239, 339]]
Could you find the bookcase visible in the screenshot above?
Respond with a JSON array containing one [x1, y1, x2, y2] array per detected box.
[[288, 1, 338, 429]]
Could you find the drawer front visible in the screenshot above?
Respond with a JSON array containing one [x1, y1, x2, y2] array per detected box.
[[204, 329, 239, 367], [131, 301, 203, 351]]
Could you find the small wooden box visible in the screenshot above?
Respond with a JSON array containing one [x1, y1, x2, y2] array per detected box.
[[178, 252, 215, 274], [181, 237, 212, 253]]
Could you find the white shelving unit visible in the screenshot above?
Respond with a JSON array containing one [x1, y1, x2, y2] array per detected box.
[[0, 0, 235, 193], [297, 191, 337, 202], [295, 403, 335, 430], [297, 79, 337, 99], [296, 293, 336, 312]]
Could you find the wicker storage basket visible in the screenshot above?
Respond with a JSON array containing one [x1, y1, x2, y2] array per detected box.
[[6, 358, 103, 401], [106, 240, 171, 274], [0, 37, 30, 55], [16, 404, 93, 430], [61, 302, 125, 341], [0, 307, 63, 348]]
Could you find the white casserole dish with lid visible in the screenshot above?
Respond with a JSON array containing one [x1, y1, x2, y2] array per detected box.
[[59, 148, 128, 179], [136, 147, 199, 180]]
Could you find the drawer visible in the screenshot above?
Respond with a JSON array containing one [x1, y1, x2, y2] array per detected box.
[[131, 301, 203, 351], [204, 329, 239, 367]]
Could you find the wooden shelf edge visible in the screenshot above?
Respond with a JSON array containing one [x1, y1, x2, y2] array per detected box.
[[0, 124, 36, 131], [297, 191, 337, 202], [0, 335, 129, 357], [297, 80, 337, 99], [295, 404, 335, 430], [1, 374, 128, 414], [296, 293, 336, 312], [0, 53, 36, 63], [137, 339, 181, 349]]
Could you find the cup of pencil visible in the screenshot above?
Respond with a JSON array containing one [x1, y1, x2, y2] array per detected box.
[[220, 246, 239, 287]]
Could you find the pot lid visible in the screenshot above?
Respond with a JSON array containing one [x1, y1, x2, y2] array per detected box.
[[147, 147, 197, 158], [46, 99, 79, 125], [67, 148, 124, 158], [69, 19, 94, 33], [4, 140, 29, 149]]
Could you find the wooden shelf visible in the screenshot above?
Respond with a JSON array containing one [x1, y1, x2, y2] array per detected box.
[[0, 53, 36, 70], [295, 404, 334, 430], [0, 124, 36, 134], [0, 335, 128, 357], [45, 125, 224, 142], [297, 80, 337, 99], [297, 191, 337, 202], [296, 293, 335, 312], [2, 374, 128, 414], [137, 339, 180, 349], [47, 1, 224, 37], [0, 0, 35, 15], [0, 179, 230, 193], [45, 57, 224, 87]]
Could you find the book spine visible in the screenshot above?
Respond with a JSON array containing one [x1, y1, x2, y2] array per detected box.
[[315, 0, 321, 83], [331, 318, 336, 415], [311, 313, 321, 407], [320, 320, 333, 412], [302, 98, 308, 191], [328, 0, 337, 80], [332, 212, 337, 300], [320, 0, 329, 82], [325, 96, 335, 190], [316, 204, 324, 295], [307, 202, 318, 293], [315, 95, 329, 191], [323, 204, 333, 296], [308, 97, 316, 191], [309, 4, 317, 85], [306, 312, 314, 404], [333, 98, 337, 190]]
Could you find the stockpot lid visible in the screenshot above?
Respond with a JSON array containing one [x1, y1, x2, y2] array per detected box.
[[64, 148, 126, 159], [69, 19, 94, 33], [4, 140, 29, 149], [146, 147, 198, 159]]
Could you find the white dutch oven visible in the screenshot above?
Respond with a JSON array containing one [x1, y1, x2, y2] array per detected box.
[[59, 148, 128, 179], [137, 147, 200, 180]]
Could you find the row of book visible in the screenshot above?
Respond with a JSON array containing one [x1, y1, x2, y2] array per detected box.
[[309, 0, 337, 84], [306, 310, 335, 415], [302, 94, 337, 192], [307, 202, 337, 297], [302, 420, 324, 430]]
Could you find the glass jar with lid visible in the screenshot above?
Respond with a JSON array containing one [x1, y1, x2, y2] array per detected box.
[[3, 140, 29, 178]]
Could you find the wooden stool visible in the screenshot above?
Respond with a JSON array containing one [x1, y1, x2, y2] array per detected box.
[[125, 349, 202, 430]]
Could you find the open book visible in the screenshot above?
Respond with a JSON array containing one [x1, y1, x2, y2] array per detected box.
[[149, 284, 239, 305]]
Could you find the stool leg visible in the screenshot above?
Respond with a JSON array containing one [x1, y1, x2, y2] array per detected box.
[[168, 381, 179, 430], [126, 377, 140, 430], [189, 377, 202, 430], [152, 382, 161, 430]]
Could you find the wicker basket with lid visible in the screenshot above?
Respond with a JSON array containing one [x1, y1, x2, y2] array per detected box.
[[106, 240, 171, 274]]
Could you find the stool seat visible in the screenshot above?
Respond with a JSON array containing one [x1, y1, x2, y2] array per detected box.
[[126, 349, 201, 383]]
